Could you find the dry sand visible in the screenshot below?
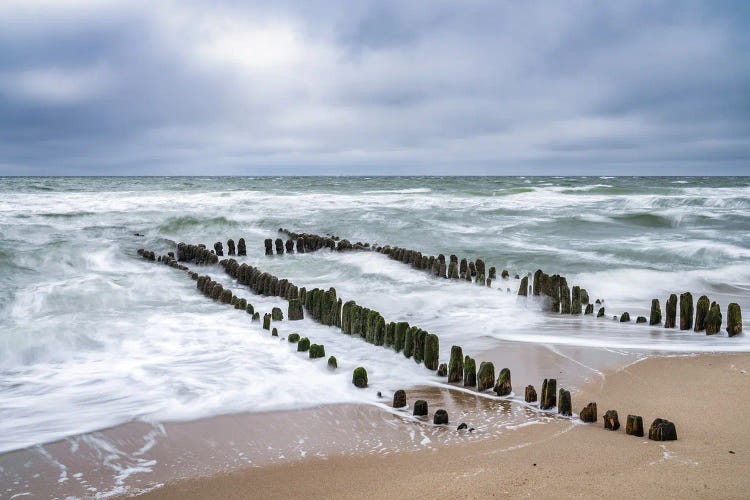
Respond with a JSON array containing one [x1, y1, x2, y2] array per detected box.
[[141, 353, 750, 499]]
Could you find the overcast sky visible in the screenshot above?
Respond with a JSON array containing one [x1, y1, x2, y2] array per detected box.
[[0, 0, 748, 175]]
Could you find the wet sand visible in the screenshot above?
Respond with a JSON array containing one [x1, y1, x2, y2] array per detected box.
[[1, 340, 636, 498], [141, 352, 750, 499], [2, 344, 744, 498]]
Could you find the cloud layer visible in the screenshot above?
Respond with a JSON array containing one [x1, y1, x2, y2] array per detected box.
[[1, 0, 748, 175]]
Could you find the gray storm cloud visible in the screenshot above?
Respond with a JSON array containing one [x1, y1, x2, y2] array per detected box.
[[0, 0, 747, 175]]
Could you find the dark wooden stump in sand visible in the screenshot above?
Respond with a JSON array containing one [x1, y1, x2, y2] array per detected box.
[[272, 307, 283, 321], [264, 239, 273, 255], [328, 356, 337, 369], [263, 313, 271, 330], [393, 390, 407, 408], [558, 389, 572, 416], [494, 368, 512, 396], [604, 410, 620, 431], [424, 334, 440, 370], [727, 303, 742, 337], [463, 356, 477, 387], [237, 238, 246, 256], [448, 346, 463, 383], [214, 242, 224, 256], [525, 385, 537, 403], [285, 239, 294, 253], [579, 402, 597, 423], [649, 418, 677, 441], [540, 378, 556, 410], [413, 400, 428, 416], [477, 362, 495, 392], [679, 292, 693, 330], [705, 302, 723, 335], [650, 299, 662, 325], [275, 238, 284, 255], [433, 409, 449, 425], [352, 367, 368, 388], [694, 295, 710, 332], [227, 239, 235, 256], [626, 415, 644, 436], [664, 293, 677, 328]]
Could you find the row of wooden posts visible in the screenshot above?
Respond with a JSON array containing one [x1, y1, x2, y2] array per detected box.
[[139, 239, 678, 440], [259, 231, 744, 337], [628, 293, 742, 336]]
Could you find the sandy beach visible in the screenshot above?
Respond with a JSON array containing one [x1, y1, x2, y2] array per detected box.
[[142, 352, 750, 499]]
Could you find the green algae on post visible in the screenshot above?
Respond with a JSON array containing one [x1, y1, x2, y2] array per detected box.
[[352, 367, 368, 388]]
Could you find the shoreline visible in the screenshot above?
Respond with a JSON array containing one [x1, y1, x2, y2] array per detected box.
[[1, 347, 745, 498], [141, 352, 750, 499]]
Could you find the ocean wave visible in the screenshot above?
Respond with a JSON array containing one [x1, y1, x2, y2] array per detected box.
[[39, 211, 96, 218], [360, 188, 433, 194], [157, 215, 239, 233], [611, 212, 674, 228]]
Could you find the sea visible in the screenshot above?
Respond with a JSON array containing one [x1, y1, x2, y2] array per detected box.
[[1, 176, 748, 497]]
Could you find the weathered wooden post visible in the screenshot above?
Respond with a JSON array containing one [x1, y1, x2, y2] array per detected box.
[[694, 295, 710, 332], [463, 356, 477, 387], [352, 367, 368, 388], [650, 299, 662, 325], [626, 415, 644, 436], [558, 388, 572, 416], [705, 302, 722, 335], [448, 346, 463, 383], [518, 275, 528, 296], [424, 334, 440, 370], [524, 385, 537, 403], [604, 410, 620, 431], [649, 419, 677, 441], [727, 303, 742, 337], [477, 361, 495, 391], [540, 378, 556, 410], [664, 294, 677, 328], [580, 402, 597, 423], [494, 368, 512, 396], [679, 292, 693, 330]]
